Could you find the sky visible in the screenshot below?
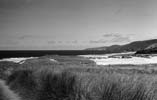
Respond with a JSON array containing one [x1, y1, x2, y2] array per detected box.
[[0, 0, 157, 50]]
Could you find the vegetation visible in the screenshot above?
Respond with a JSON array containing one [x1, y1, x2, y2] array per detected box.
[[0, 56, 157, 100], [0, 61, 19, 80], [6, 68, 156, 100]]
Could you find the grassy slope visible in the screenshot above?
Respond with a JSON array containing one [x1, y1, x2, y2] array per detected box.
[[0, 55, 157, 100]]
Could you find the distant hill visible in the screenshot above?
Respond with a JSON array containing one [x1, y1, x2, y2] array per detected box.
[[145, 43, 157, 50], [136, 43, 157, 54], [86, 39, 157, 53]]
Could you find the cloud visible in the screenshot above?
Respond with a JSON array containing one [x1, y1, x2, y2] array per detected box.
[[103, 33, 119, 37], [47, 40, 79, 45], [103, 33, 125, 38], [18, 34, 36, 40], [15, 33, 48, 40], [89, 40, 107, 44], [90, 33, 131, 44], [71, 40, 78, 44], [47, 40, 56, 44]]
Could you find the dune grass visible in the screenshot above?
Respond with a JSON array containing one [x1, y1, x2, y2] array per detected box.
[[7, 70, 37, 100], [6, 66, 156, 100], [0, 61, 19, 80], [77, 73, 155, 100], [0, 56, 157, 100]]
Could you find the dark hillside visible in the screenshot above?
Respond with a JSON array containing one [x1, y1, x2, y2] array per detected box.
[[86, 39, 157, 53], [136, 43, 157, 54]]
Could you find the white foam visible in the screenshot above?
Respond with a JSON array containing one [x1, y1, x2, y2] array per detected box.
[[81, 52, 157, 65], [80, 52, 135, 58], [0, 57, 37, 64], [91, 57, 157, 65]]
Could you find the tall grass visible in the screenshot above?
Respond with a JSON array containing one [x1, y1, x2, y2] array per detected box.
[[77, 73, 155, 100], [6, 66, 156, 100], [36, 70, 77, 100], [7, 70, 37, 100], [0, 61, 19, 80]]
